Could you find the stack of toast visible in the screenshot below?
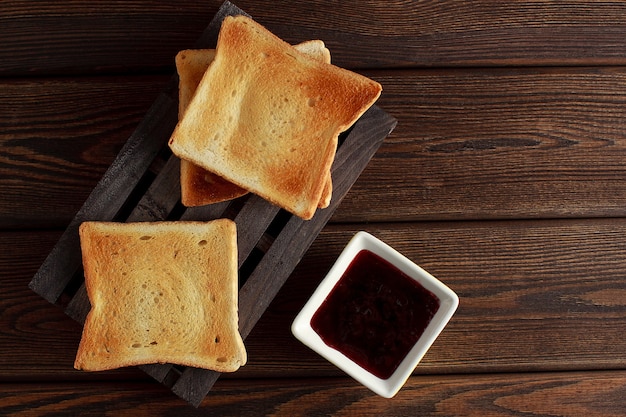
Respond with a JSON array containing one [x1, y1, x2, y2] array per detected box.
[[175, 40, 334, 209], [169, 15, 382, 220]]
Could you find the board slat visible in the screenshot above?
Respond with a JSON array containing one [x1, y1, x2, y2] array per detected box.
[[126, 155, 182, 223], [28, 1, 396, 407]]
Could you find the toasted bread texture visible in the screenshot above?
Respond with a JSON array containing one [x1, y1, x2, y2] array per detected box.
[[168, 15, 381, 219], [74, 220, 246, 373], [176, 41, 333, 208], [176, 48, 249, 206]]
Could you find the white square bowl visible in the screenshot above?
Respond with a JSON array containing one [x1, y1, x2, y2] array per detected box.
[[291, 231, 459, 398]]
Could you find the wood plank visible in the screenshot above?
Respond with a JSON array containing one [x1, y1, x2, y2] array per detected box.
[[4, 1, 626, 75], [2, 370, 626, 416], [339, 66, 626, 222], [5, 218, 626, 379], [5, 67, 626, 227], [0, 1, 222, 76], [252, 1, 626, 68], [0, 75, 167, 229]]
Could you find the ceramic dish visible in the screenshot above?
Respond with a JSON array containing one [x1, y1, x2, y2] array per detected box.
[[291, 231, 459, 398]]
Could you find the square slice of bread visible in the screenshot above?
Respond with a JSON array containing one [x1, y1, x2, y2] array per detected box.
[[168, 15, 381, 220], [176, 41, 333, 208], [74, 219, 246, 373]]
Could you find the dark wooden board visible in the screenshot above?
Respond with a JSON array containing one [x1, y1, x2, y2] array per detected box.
[[27, 1, 397, 407], [7, 66, 626, 228], [3, 370, 626, 416], [5, 1, 626, 76]]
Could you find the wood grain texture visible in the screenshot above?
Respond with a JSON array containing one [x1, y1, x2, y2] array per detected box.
[[338, 66, 626, 222], [0, 76, 165, 229], [4, 1, 626, 75], [5, 67, 626, 227], [0, 1, 221, 76], [2, 370, 626, 416], [5, 219, 626, 380]]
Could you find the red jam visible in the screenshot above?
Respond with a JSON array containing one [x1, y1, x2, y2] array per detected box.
[[311, 249, 440, 380]]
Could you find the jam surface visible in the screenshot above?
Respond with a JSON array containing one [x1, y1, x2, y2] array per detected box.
[[311, 249, 440, 380]]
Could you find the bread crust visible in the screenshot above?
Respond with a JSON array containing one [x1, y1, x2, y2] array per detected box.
[[74, 220, 246, 373]]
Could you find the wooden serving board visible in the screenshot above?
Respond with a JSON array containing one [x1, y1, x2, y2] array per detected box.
[[28, 0, 397, 408]]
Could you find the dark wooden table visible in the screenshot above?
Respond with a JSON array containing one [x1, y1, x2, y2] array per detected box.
[[4, 1, 626, 415]]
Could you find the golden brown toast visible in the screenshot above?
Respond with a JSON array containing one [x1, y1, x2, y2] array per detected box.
[[169, 15, 381, 219], [74, 220, 246, 372], [176, 41, 333, 208]]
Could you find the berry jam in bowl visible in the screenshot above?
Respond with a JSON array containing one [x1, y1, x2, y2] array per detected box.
[[291, 231, 459, 398]]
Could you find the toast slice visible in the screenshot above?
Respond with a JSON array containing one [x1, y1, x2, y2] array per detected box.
[[168, 15, 381, 219], [176, 41, 333, 208], [74, 220, 246, 373]]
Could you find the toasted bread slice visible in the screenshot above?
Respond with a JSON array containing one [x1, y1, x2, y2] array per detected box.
[[168, 15, 381, 219], [74, 220, 246, 373], [176, 41, 333, 208]]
